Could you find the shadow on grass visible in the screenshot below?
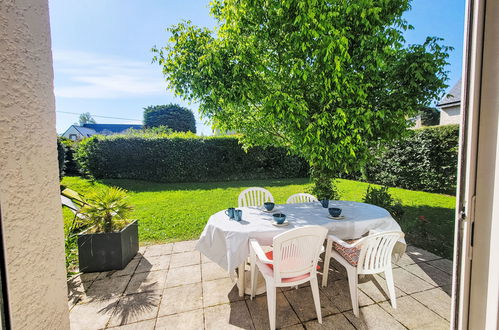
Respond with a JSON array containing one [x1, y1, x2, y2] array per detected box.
[[399, 205, 456, 260], [99, 178, 310, 193]]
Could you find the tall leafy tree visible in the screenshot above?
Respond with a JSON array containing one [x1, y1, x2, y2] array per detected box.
[[78, 112, 96, 125], [143, 104, 196, 133], [153, 0, 451, 186]]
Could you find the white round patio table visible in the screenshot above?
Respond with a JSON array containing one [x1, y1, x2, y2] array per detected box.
[[195, 200, 405, 296]]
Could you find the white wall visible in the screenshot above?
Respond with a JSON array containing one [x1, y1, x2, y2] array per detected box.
[[0, 0, 70, 328], [440, 105, 462, 125], [62, 126, 83, 140]]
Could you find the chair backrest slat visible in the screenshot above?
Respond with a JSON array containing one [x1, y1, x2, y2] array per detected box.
[[286, 193, 319, 204], [356, 231, 403, 274], [272, 226, 327, 283], [238, 187, 274, 207]]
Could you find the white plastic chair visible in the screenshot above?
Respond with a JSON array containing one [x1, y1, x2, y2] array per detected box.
[[322, 231, 404, 317], [286, 193, 318, 204], [238, 187, 274, 207], [250, 226, 328, 330]]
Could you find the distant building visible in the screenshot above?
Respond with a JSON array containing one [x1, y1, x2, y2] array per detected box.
[[438, 79, 462, 125], [61, 123, 142, 141]]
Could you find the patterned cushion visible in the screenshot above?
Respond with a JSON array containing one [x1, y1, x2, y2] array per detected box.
[[333, 239, 360, 266]]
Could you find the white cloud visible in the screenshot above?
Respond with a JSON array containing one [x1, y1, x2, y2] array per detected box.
[[53, 50, 167, 99]]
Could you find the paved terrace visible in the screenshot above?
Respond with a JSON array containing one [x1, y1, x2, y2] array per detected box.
[[68, 240, 452, 329]]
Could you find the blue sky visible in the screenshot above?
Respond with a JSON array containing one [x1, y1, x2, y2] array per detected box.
[[49, 0, 465, 134]]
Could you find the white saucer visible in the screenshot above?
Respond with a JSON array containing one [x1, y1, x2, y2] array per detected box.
[[272, 220, 289, 227], [328, 215, 346, 220]]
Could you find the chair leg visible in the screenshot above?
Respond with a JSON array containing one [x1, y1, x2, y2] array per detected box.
[[310, 276, 322, 324], [238, 261, 246, 297], [265, 282, 276, 330], [384, 266, 397, 309], [346, 267, 359, 317], [250, 252, 257, 299], [322, 239, 333, 287]]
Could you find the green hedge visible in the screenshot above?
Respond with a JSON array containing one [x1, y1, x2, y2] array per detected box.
[[364, 124, 459, 195], [76, 135, 308, 182]]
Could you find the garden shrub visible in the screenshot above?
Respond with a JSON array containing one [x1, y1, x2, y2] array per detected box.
[[364, 124, 459, 194], [362, 185, 404, 221], [76, 134, 308, 182], [143, 104, 196, 133], [60, 138, 80, 176], [57, 138, 66, 178]]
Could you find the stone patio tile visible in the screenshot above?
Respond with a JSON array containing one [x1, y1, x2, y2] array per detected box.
[[107, 319, 156, 329], [172, 240, 198, 253], [320, 279, 374, 312], [318, 263, 346, 284], [441, 284, 452, 295], [138, 246, 147, 254], [165, 264, 201, 288], [107, 291, 161, 327], [283, 286, 340, 322], [83, 275, 131, 302], [204, 301, 255, 329], [357, 274, 405, 303], [98, 258, 140, 279], [202, 261, 231, 281], [405, 246, 443, 262], [343, 304, 406, 330], [304, 313, 355, 329], [70, 298, 118, 330], [404, 262, 452, 287], [202, 277, 242, 307], [125, 270, 167, 294], [246, 292, 301, 329], [80, 272, 100, 282], [379, 295, 449, 329], [159, 282, 203, 316], [135, 255, 170, 273], [155, 309, 204, 330], [67, 276, 94, 307], [427, 258, 453, 274], [143, 243, 173, 257], [412, 287, 452, 321], [281, 324, 305, 330], [381, 267, 434, 294], [169, 250, 201, 269]]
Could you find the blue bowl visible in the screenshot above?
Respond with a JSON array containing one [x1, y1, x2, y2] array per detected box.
[[264, 202, 275, 211], [272, 213, 287, 224], [328, 207, 342, 217]]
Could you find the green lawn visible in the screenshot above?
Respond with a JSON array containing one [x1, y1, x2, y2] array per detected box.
[[62, 176, 456, 259]]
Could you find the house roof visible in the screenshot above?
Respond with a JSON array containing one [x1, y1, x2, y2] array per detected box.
[[73, 126, 97, 137], [437, 79, 462, 108], [82, 124, 143, 134]]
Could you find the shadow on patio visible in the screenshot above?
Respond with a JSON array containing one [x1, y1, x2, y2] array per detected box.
[[68, 240, 452, 329]]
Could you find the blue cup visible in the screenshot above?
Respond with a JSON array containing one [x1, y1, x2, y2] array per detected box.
[[272, 213, 287, 224], [234, 209, 243, 221], [328, 207, 342, 217], [264, 202, 275, 211], [320, 199, 329, 208], [225, 207, 235, 219]]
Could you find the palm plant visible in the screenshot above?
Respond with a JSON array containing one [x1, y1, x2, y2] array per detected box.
[[80, 187, 133, 233]]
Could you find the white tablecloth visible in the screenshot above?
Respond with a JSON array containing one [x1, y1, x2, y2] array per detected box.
[[196, 201, 405, 271]]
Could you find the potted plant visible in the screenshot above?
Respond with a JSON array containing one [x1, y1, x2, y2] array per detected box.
[[77, 186, 138, 273]]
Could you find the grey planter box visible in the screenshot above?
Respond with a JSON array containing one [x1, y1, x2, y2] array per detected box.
[[77, 220, 139, 273]]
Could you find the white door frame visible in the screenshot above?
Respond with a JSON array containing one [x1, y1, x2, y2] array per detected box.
[[453, 0, 499, 328]]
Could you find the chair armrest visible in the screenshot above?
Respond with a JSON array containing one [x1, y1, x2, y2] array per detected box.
[[249, 239, 273, 264], [327, 234, 362, 248]]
